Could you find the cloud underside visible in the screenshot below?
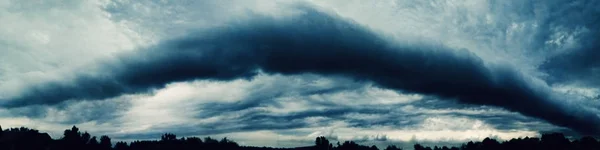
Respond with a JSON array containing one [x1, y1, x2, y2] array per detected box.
[[2, 4, 599, 136], [0, 74, 553, 148]]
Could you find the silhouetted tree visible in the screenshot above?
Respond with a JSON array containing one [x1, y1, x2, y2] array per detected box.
[[0, 125, 599, 150], [314, 136, 331, 150], [64, 126, 81, 141], [414, 144, 426, 150], [461, 141, 479, 150], [81, 135, 91, 148], [385, 145, 402, 150], [370, 145, 378, 150], [220, 137, 240, 149], [162, 133, 177, 141], [114, 141, 129, 150], [577, 136, 599, 150], [89, 136, 100, 150], [541, 133, 570, 150], [0, 126, 51, 150], [481, 138, 500, 150], [336, 140, 374, 150], [100, 135, 112, 150]]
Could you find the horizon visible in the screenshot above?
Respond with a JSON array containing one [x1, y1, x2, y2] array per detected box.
[[0, 0, 599, 149], [0, 125, 596, 150]]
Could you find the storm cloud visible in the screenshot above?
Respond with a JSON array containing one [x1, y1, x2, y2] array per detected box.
[[1, 5, 599, 136], [536, 0, 600, 87]]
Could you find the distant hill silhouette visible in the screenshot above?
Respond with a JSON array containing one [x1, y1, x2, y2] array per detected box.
[[0, 125, 598, 150]]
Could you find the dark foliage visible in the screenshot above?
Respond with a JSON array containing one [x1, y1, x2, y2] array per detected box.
[[0, 125, 599, 150]]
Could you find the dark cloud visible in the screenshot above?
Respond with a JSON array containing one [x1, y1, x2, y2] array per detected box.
[[541, 45, 600, 87], [537, 0, 600, 87], [2, 5, 599, 135]]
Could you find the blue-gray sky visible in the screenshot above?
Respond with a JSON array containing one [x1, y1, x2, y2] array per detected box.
[[0, 0, 599, 149]]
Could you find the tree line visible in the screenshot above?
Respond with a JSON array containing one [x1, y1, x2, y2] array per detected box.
[[0, 125, 598, 150]]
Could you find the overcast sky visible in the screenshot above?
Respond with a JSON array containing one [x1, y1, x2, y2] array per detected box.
[[1, 0, 599, 149]]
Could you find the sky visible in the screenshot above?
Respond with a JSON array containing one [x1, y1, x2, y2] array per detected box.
[[0, 0, 599, 149]]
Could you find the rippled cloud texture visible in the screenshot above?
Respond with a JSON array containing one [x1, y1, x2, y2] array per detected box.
[[0, 0, 599, 148]]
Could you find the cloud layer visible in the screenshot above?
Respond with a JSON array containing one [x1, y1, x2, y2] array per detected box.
[[534, 0, 600, 88], [2, 4, 598, 136], [0, 73, 549, 148]]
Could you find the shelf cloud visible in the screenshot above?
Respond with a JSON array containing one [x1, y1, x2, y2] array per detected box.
[[2, 5, 599, 135]]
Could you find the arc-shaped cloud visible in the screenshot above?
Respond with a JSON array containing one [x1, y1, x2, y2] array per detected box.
[[2, 6, 599, 135]]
